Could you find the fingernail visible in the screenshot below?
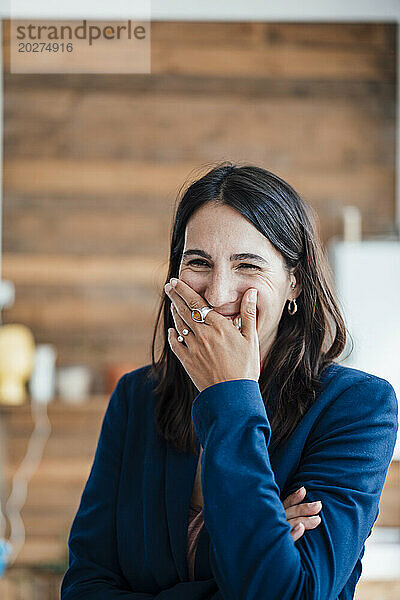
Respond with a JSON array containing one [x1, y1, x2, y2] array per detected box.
[[170, 278, 178, 287], [296, 487, 306, 494], [310, 516, 321, 522], [249, 289, 257, 301], [311, 501, 322, 508]]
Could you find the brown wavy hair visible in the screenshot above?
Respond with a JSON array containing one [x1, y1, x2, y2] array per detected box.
[[147, 161, 348, 456]]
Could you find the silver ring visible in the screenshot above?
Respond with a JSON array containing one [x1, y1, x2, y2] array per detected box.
[[182, 329, 189, 335], [177, 334, 184, 342], [191, 306, 214, 323]]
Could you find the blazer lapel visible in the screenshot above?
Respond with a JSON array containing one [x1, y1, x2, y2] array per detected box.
[[165, 436, 201, 581]]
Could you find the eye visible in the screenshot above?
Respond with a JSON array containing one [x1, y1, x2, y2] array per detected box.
[[187, 259, 260, 271], [239, 263, 260, 270], [186, 259, 209, 267]]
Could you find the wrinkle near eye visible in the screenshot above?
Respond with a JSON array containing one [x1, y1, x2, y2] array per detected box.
[[259, 274, 276, 290]]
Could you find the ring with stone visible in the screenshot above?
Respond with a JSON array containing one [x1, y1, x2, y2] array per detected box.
[[191, 306, 214, 323]]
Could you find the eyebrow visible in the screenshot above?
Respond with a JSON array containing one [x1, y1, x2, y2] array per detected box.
[[182, 249, 269, 266]]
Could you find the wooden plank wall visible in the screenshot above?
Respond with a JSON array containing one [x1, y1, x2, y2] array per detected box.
[[0, 20, 398, 583], [0, 399, 108, 567], [1, 21, 396, 389]]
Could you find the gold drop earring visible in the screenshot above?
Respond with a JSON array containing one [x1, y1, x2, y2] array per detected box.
[[288, 282, 297, 316]]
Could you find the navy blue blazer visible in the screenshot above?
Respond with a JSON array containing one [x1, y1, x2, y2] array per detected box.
[[61, 361, 398, 600]]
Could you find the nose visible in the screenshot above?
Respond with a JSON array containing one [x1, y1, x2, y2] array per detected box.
[[201, 271, 240, 310]]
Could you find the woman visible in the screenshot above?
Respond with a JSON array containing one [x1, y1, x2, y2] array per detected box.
[[61, 163, 398, 600]]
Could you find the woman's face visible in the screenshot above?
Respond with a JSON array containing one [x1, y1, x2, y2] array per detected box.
[[178, 203, 300, 361]]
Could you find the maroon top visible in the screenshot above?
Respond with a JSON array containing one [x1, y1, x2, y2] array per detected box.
[[187, 503, 204, 581]]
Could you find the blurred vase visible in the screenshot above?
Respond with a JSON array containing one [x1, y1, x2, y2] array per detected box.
[[57, 365, 92, 404], [0, 324, 35, 405], [29, 344, 57, 404]]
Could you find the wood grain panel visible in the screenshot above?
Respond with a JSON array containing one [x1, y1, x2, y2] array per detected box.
[[2, 254, 168, 285], [3, 158, 193, 195], [0, 570, 397, 600], [3, 21, 395, 80], [0, 568, 66, 600], [3, 21, 395, 53], [355, 580, 400, 600], [150, 44, 394, 80], [376, 461, 400, 527], [4, 92, 394, 163], [1, 401, 106, 567], [7, 293, 159, 330], [4, 159, 394, 203], [6, 439, 102, 463], [4, 208, 170, 255], [3, 73, 395, 101], [3, 161, 395, 240]]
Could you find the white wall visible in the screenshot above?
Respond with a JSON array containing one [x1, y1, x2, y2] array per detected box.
[[329, 240, 400, 460], [0, 0, 399, 20]]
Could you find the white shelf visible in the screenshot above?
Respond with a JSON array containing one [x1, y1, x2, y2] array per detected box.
[[328, 240, 400, 462]]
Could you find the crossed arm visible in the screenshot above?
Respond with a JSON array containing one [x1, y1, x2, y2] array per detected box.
[[192, 377, 398, 600]]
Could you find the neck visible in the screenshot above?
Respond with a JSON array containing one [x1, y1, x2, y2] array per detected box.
[[260, 332, 276, 365]]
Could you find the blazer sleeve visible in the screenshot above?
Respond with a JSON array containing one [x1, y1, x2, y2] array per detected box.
[[191, 376, 399, 600], [61, 374, 223, 600]]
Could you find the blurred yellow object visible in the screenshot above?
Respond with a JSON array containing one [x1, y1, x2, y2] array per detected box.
[[0, 324, 35, 405]]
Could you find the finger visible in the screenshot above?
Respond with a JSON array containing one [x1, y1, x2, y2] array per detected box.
[[240, 288, 258, 341], [290, 522, 304, 543], [288, 515, 321, 531], [167, 279, 219, 329], [168, 278, 237, 331], [282, 487, 306, 509], [167, 327, 190, 363], [170, 304, 194, 349], [170, 302, 184, 331], [165, 285, 193, 330], [285, 501, 322, 520]]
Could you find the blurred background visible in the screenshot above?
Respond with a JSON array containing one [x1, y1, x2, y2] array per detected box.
[[0, 2, 399, 598]]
